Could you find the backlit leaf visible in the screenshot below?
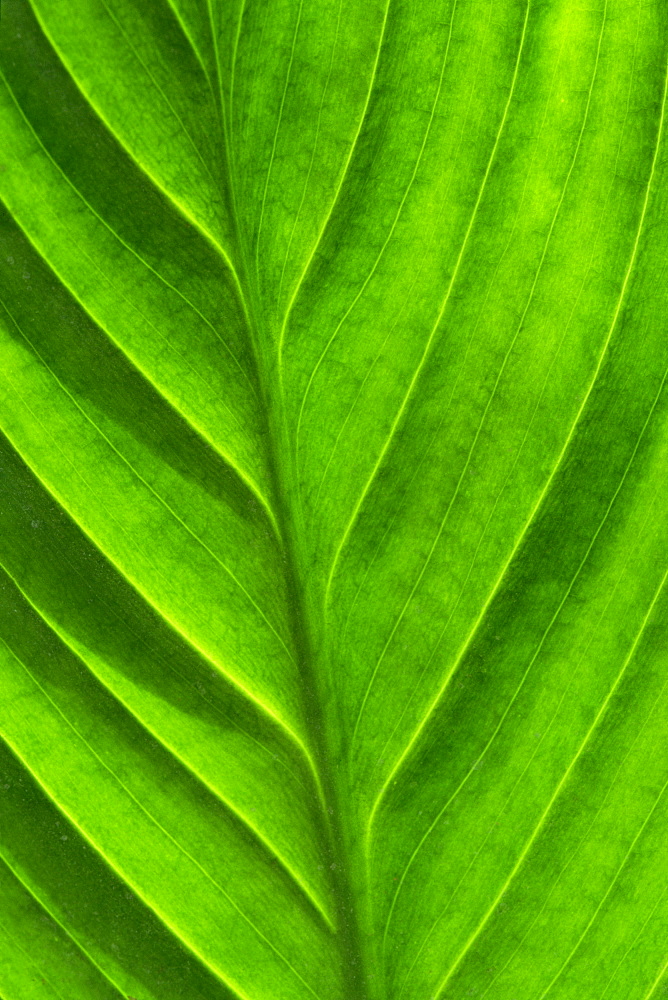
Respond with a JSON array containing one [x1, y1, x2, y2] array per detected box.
[[1, 1, 668, 998]]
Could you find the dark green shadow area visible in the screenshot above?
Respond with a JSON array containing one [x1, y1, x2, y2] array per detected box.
[[0, 738, 234, 1000]]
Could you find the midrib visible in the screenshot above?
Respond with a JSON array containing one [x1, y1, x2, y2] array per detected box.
[[267, 396, 372, 1000], [239, 284, 373, 999], [218, 70, 373, 993]]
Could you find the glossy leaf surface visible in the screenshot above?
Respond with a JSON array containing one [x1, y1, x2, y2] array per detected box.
[[1, 1, 668, 998]]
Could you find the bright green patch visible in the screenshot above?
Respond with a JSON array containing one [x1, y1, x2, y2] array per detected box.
[[1, 1, 668, 998]]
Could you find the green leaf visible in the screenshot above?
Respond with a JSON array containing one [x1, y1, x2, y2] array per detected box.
[[1, 1, 668, 998]]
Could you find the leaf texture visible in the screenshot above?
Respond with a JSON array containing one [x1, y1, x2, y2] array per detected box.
[[2, 1, 668, 998]]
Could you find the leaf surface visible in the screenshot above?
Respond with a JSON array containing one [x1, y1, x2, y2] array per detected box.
[[2, 1, 668, 998]]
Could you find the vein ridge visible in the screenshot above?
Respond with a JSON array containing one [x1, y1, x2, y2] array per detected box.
[[1, 561, 334, 931], [323, 0, 530, 609], [379, 346, 668, 960], [0, 852, 127, 998], [366, 0, 666, 819], [433, 563, 668, 998], [276, 0, 392, 372], [0, 405, 315, 777], [0, 643, 327, 1000], [4, 16, 244, 293]]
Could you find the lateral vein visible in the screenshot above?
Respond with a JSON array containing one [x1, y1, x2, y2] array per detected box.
[[1, 562, 334, 930], [0, 645, 327, 1000], [379, 349, 668, 956], [0, 296, 290, 658], [0, 733, 258, 1000], [433, 563, 668, 997], [0, 852, 127, 999], [4, 18, 244, 294], [323, 0, 530, 608], [367, 0, 667, 815], [276, 0, 392, 372], [0, 389, 317, 781]]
